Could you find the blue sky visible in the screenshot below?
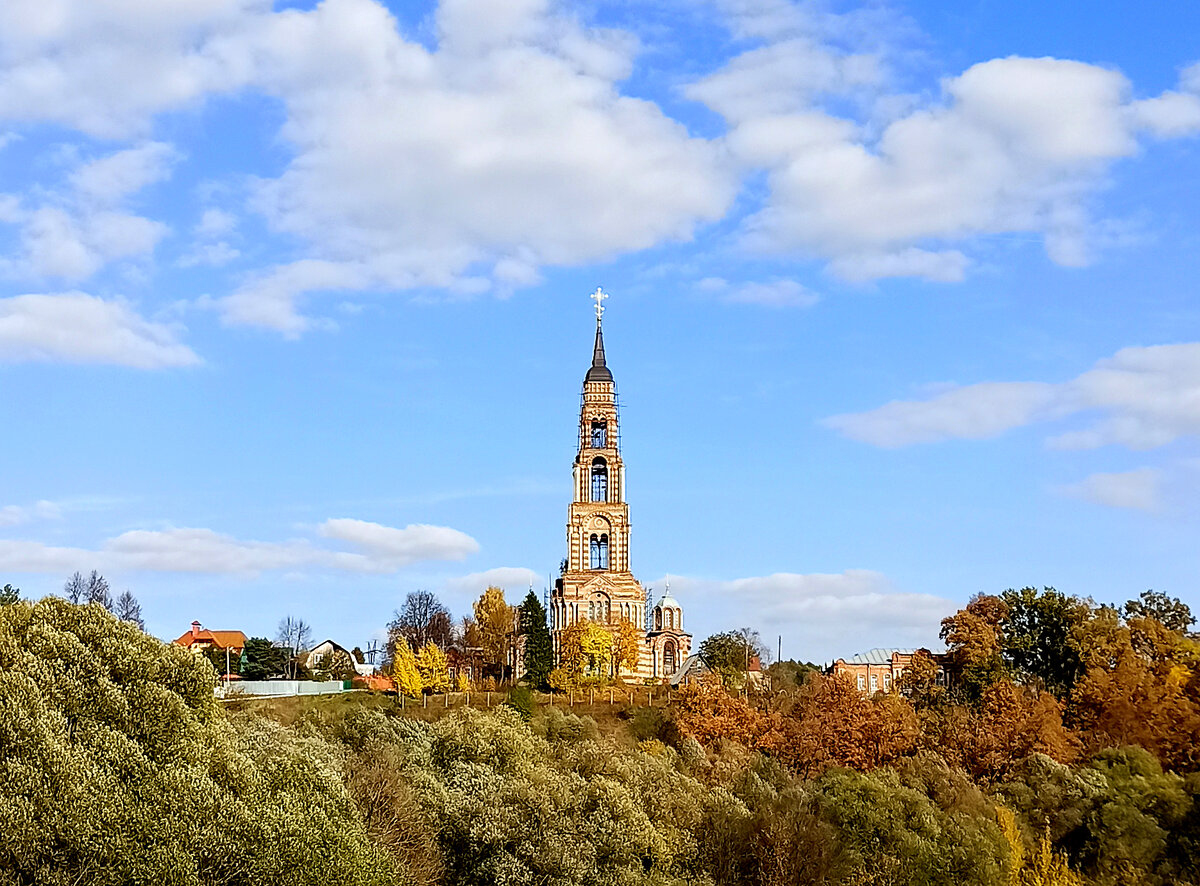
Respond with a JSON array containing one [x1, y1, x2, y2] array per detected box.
[[1, 0, 1198, 662]]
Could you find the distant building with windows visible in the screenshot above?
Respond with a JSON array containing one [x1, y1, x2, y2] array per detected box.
[[828, 647, 945, 694], [549, 291, 692, 680]]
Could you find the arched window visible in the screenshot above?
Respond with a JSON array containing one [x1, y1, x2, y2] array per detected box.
[[655, 608, 662, 631], [589, 534, 601, 570], [589, 601, 596, 620], [590, 420, 607, 448], [667, 609, 674, 629], [599, 533, 609, 569], [591, 457, 608, 502], [664, 641, 677, 675]]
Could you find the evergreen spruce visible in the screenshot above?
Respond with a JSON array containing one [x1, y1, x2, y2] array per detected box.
[[519, 590, 553, 689]]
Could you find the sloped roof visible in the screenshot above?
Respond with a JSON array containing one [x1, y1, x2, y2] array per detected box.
[[842, 648, 919, 665], [172, 628, 247, 650]]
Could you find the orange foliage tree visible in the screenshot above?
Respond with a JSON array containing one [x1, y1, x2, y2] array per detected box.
[[774, 673, 919, 777]]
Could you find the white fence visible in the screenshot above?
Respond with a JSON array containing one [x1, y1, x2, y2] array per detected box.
[[218, 680, 347, 699]]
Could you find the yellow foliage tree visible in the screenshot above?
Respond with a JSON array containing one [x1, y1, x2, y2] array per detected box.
[[456, 670, 470, 692], [556, 620, 613, 686], [997, 806, 1082, 886], [474, 586, 516, 679], [392, 639, 422, 697], [416, 641, 450, 693], [613, 618, 641, 679]]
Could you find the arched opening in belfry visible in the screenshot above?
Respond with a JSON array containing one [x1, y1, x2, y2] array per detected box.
[[589, 534, 601, 570], [591, 457, 608, 502], [664, 640, 677, 675], [590, 420, 607, 448], [599, 533, 609, 569]]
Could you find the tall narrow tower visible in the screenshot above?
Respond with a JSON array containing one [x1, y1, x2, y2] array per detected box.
[[550, 289, 689, 679]]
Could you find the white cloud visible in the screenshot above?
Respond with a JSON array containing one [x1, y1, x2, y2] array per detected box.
[[195, 208, 237, 239], [0, 500, 63, 526], [693, 49, 1200, 280], [318, 518, 479, 567], [69, 142, 177, 204], [721, 278, 818, 307], [0, 292, 200, 368], [443, 566, 542, 597], [2, 145, 174, 281], [0, 518, 480, 577], [825, 342, 1200, 450], [0, 0, 261, 138], [667, 569, 954, 662], [1057, 468, 1161, 512], [211, 0, 734, 331]]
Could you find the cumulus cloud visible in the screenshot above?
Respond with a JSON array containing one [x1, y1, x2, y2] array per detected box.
[[443, 566, 542, 597], [1, 144, 175, 280], [1057, 468, 1161, 512], [319, 518, 479, 567], [666, 569, 954, 662], [692, 47, 1200, 280], [210, 0, 734, 331], [0, 292, 200, 368], [0, 0, 260, 137], [824, 342, 1200, 450], [0, 518, 479, 576]]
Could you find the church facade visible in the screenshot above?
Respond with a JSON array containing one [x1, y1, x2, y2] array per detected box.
[[549, 291, 691, 681]]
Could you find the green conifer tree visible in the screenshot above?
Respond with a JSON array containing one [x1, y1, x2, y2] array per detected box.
[[519, 589, 553, 690]]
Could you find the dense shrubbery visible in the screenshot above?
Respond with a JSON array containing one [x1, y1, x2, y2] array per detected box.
[[2, 593, 1198, 885]]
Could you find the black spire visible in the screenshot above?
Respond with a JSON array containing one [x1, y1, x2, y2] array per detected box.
[[585, 319, 613, 383]]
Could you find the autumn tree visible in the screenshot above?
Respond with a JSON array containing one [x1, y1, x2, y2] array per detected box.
[[518, 590, 553, 689], [941, 594, 1008, 700], [415, 641, 450, 693], [391, 639, 423, 697], [1071, 614, 1200, 771], [957, 681, 1080, 781], [553, 620, 612, 687], [896, 649, 944, 708], [673, 679, 772, 747], [612, 618, 641, 679], [775, 673, 919, 776], [473, 586, 516, 683]]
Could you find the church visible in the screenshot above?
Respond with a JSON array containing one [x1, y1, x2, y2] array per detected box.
[[548, 289, 691, 680]]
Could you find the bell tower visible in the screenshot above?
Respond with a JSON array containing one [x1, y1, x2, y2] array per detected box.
[[550, 288, 688, 680]]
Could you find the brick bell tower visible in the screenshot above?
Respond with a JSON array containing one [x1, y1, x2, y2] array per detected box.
[[549, 288, 689, 679]]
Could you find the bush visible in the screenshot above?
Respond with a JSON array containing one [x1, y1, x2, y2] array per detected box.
[[505, 685, 534, 720], [0, 598, 397, 886]]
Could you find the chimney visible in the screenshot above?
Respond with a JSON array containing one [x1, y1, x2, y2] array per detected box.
[[191, 620, 201, 638]]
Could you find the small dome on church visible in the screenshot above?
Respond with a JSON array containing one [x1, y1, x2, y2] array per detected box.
[[656, 594, 679, 610]]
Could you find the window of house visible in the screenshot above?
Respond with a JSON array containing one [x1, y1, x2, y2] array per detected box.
[[590, 421, 607, 447], [857, 675, 865, 691], [591, 458, 608, 501], [870, 675, 878, 691]]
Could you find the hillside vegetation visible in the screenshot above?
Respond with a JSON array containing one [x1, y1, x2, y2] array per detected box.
[[1, 595, 1198, 885]]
